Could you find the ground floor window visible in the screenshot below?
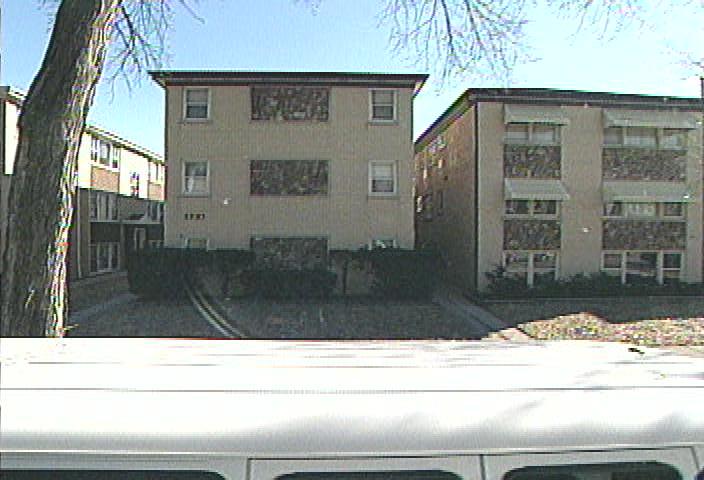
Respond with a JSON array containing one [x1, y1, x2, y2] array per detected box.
[[148, 240, 164, 249], [503, 250, 559, 287], [90, 242, 120, 274], [184, 237, 208, 249], [370, 238, 397, 249], [602, 250, 683, 284]]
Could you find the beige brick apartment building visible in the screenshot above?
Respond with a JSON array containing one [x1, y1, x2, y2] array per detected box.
[[0, 87, 165, 280], [415, 88, 704, 292], [149, 71, 426, 267]]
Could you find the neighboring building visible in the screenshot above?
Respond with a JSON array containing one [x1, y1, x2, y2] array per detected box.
[[0, 86, 165, 280], [415, 88, 704, 292], [149, 71, 426, 271]]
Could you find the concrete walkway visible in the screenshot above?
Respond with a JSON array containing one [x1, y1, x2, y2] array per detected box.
[[433, 285, 532, 341]]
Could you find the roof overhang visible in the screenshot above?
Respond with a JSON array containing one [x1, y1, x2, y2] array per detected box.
[[603, 109, 700, 129], [504, 104, 570, 125], [602, 181, 694, 203], [149, 71, 429, 96], [504, 178, 570, 201]]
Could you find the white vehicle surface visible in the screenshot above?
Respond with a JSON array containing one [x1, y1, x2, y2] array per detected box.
[[1, 338, 703, 479]]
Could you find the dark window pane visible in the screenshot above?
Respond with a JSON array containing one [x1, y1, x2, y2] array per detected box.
[[504, 462, 681, 480], [2, 471, 225, 480], [279, 471, 461, 480]]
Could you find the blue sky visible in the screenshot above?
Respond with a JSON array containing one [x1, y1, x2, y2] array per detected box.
[[2, 0, 703, 155]]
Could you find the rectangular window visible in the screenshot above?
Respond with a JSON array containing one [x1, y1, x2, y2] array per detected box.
[[89, 242, 120, 273], [624, 202, 657, 217], [505, 124, 560, 145], [504, 199, 558, 217], [369, 161, 397, 195], [130, 172, 140, 197], [250, 160, 328, 196], [661, 128, 688, 149], [90, 191, 118, 221], [370, 238, 397, 249], [504, 462, 681, 480], [99, 141, 110, 166], [2, 470, 226, 480], [662, 202, 684, 218], [370, 89, 396, 121], [148, 240, 164, 249], [604, 202, 623, 217], [604, 126, 685, 150], [90, 137, 99, 162], [185, 237, 208, 249], [602, 251, 682, 284], [111, 146, 121, 169], [184, 87, 210, 120], [183, 161, 208, 195], [503, 251, 558, 287]]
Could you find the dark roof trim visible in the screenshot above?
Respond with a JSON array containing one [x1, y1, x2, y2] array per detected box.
[[149, 71, 429, 95], [415, 87, 704, 149]]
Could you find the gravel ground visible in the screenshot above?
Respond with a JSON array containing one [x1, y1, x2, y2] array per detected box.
[[484, 298, 704, 347]]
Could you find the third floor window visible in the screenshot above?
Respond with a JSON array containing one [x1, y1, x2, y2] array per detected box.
[[604, 127, 687, 149], [505, 123, 560, 145], [91, 137, 120, 169], [370, 89, 396, 122], [184, 88, 210, 121]]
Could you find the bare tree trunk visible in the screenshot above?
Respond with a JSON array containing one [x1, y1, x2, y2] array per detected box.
[[0, 0, 118, 337]]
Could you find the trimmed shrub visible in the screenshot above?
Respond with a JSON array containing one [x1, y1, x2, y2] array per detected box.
[[364, 248, 441, 300], [484, 266, 704, 299], [126, 248, 253, 299], [240, 268, 337, 299]]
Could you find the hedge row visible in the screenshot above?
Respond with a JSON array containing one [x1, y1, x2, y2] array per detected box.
[[484, 267, 704, 299]]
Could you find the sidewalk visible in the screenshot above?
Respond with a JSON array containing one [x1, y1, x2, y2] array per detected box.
[[68, 271, 130, 313]]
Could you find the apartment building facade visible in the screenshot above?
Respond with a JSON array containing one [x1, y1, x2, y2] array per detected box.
[[415, 88, 704, 292], [150, 71, 426, 270], [0, 87, 165, 280]]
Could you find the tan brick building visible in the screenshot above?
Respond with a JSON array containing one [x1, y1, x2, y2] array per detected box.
[[415, 88, 704, 292], [0, 87, 165, 280], [149, 71, 426, 269]]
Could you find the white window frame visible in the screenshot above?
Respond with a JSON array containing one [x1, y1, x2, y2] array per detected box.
[[504, 199, 559, 218], [182, 161, 209, 196], [504, 123, 561, 145], [90, 191, 118, 221], [603, 202, 686, 219], [369, 238, 397, 249], [603, 126, 688, 150], [601, 250, 684, 285], [111, 145, 121, 169], [484, 448, 698, 480], [369, 88, 397, 123], [183, 87, 211, 121], [184, 237, 209, 249], [90, 242, 120, 274], [503, 250, 559, 287], [369, 161, 397, 196]]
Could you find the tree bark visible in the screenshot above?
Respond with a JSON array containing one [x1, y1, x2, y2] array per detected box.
[[0, 0, 119, 337]]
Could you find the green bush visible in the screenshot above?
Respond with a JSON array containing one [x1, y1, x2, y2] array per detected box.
[[126, 248, 253, 299], [240, 268, 337, 299], [484, 265, 704, 299], [364, 248, 441, 300]]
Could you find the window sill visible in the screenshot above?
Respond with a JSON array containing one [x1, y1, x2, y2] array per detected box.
[[368, 193, 399, 199], [602, 216, 686, 221], [504, 214, 559, 220], [504, 141, 561, 147], [602, 145, 687, 152], [250, 193, 329, 198], [91, 162, 120, 173], [179, 192, 211, 198], [368, 119, 399, 126], [180, 118, 212, 125]]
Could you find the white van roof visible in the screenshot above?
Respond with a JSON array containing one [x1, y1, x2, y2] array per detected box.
[[1, 338, 703, 456]]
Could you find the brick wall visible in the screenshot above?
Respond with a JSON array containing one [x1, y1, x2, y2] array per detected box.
[[503, 219, 561, 249], [91, 166, 119, 192], [602, 220, 686, 249], [504, 145, 561, 178], [251, 86, 330, 122], [602, 148, 686, 181]]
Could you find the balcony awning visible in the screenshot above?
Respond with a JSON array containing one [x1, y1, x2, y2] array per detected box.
[[603, 109, 699, 129], [504, 105, 570, 125], [602, 181, 694, 203], [504, 178, 570, 201]]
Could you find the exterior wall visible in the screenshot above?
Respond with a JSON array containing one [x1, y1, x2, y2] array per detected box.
[[415, 102, 477, 290], [0, 89, 165, 281], [475, 101, 703, 290], [119, 147, 151, 198], [164, 83, 415, 252]]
